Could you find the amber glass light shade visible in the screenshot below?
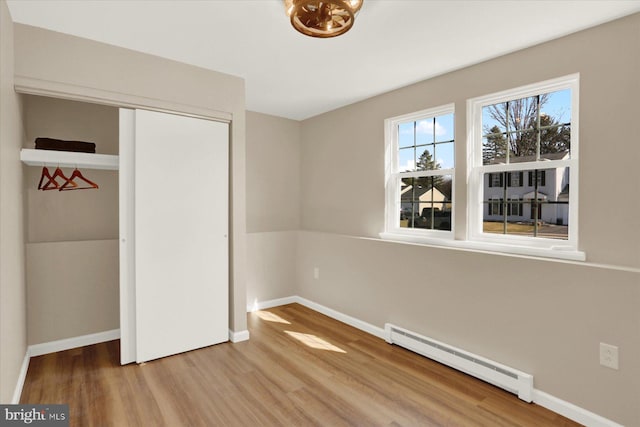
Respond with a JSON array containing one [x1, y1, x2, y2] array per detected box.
[[284, 0, 363, 38]]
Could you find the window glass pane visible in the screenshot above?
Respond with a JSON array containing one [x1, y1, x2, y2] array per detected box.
[[540, 123, 570, 160], [435, 113, 454, 143], [434, 176, 453, 211], [398, 147, 415, 172], [400, 177, 417, 201], [506, 222, 534, 238], [398, 175, 452, 230], [482, 167, 569, 240], [540, 89, 571, 160], [482, 135, 507, 165], [416, 147, 437, 171], [399, 202, 419, 228], [398, 122, 414, 148], [542, 88, 571, 125], [435, 141, 454, 169], [415, 118, 435, 145], [507, 96, 538, 132], [482, 103, 506, 134], [400, 178, 417, 228], [510, 130, 537, 159]]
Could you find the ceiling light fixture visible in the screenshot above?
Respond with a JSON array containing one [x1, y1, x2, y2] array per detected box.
[[284, 0, 363, 38]]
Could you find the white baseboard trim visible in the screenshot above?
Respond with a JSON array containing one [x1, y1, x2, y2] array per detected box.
[[532, 389, 622, 427], [11, 351, 30, 404], [250, 295, 622, 427], [247, 296, 298, 312], [28, 329, 121, 357], [294, 296, 387, 340], [229, 329, 250, 343], [247, 296, 386, 340]]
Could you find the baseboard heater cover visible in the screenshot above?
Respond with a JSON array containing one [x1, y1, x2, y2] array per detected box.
[[385, 323, 533, 402]]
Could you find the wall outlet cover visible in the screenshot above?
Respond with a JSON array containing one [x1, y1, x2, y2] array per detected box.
[[599, 343, 619, 370]]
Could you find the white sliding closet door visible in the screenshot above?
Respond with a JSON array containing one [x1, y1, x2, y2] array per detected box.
[[121, 109, 229, 364]]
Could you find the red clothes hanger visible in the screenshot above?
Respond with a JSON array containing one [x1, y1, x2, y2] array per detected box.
[[59, 168, 99, 191], [37, 166, 56, 190], [38, 166, 76, 191]]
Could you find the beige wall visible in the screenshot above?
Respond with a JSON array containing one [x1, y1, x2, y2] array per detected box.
[[246, 111, 301, 233], [26, 240, 119, 344], [22, 95, 119, 154], [298, 14, 640, 426], [246, 231, 298, 309], [0, 0, 27, 403], [245, 112, 300, 305], [14, 24, 248, 333]]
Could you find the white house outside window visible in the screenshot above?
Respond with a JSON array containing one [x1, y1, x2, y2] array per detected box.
[[467, 74, 580, 254], [384, 104, 455, 238]]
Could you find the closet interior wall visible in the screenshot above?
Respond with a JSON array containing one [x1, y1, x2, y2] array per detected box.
[[23, 94, 119, 345]]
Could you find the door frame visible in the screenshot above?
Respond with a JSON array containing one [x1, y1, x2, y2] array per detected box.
[[15, 75, 246, 367]]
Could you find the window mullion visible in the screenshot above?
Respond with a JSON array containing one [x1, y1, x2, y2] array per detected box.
[[432, 117, 436, 172], [505, 101, 510, 164], [480, 159, 571, 173], [535, 95, 541, 161], [533, 169, 540, 237], [502, 172, 508, 234], [413, 121, 417, 172], [399, 169, 454, 178]]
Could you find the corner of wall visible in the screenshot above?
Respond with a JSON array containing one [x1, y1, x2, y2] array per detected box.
[[0, 0, 28, 403]]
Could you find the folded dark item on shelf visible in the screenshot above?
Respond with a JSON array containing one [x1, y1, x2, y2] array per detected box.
[[35, 137, 96, 153]]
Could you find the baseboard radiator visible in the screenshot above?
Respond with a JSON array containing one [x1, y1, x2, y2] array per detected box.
[[384, 324, 533, 402]]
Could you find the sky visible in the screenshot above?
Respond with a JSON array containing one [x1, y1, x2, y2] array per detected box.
[[398, 113, 454, 172]]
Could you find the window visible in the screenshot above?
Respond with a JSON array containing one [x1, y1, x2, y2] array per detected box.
[[488, 173, 503, 188], [487, 197, 503, 216], [468, 74, 579, 251], [527, 170, 546, 187], [508, 171, 523, 187], [381, 75, 582, 260], [384, 104, 454, 237], [508, 196, 523, 217]]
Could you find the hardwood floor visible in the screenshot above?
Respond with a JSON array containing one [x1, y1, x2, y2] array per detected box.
[[21, 303, 582, 426]]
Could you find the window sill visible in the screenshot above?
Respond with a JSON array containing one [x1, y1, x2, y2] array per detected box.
[[379, 231, 586, 262]]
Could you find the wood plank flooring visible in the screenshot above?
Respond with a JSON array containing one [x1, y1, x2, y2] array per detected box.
[[20, 303, 582, 426]]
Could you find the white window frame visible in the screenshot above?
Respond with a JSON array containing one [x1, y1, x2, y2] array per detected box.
[[466, 74, 581, 257], [382, 104, 455, 242]]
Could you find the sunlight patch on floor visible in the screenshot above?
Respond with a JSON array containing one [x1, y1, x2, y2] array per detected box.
[[255, 311, 291, 324], [285, 331, 347, 353]]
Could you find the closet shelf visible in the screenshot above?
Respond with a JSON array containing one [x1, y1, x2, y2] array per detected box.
[[20, 148, 119, 170]]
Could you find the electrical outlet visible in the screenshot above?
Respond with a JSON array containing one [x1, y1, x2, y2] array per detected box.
[[599, 343, 619, 370], [313, 267, 320, 280]]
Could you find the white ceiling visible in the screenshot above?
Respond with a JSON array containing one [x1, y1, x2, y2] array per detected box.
[[6, 0, 640, 120]]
